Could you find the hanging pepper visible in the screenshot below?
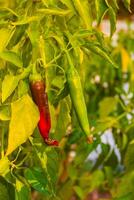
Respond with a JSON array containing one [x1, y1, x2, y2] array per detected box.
[[66, 51, 93, 143], [30, 73, 59, 146]]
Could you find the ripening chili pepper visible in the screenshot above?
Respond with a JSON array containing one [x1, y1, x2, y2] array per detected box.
[[66, 52, 93, 143], [30, 74, 59, 146]]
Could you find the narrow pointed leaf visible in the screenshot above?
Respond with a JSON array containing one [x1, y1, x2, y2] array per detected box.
[[0, 50, 23, 67]]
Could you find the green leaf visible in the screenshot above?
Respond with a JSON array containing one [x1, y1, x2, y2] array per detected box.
[[124, 141, 134, 172], [95, 0, 108, 24], [68, 129, 83, 145], [24, 168, 49, 195], [113, 193, 133, 200], [12, 16, 40, 25], [79, 170, 104, 194], [0, 176, 15, 200], [99, 97, 118, 118], [55, 99, 71, 140], [30, 137, 48, 170], [17, 80, 29, 98], [58, 180, 74, 200], [15, 179, 30, 200], [112, 171, 134, 199], [111, 0, 119, 9], [107, 0, 119, 10], [37, 151, 47, 171], [0, 51, 23, 67], [0, 179, 10, 200], [37, 8, 71, 16], [28, 22, 40, 47], [123, 0, 131, 12], [73, 0, 92, 30], [75, 141, 98, 165], [92, 117, 119, 135], [105, 0, 117, 35], [6, 94, 39, 155], [73, 186, 84, 199], [45, 148, 59, 191], [104, 166, 113, 187], [60, 0, 75, 11], [51, 76, 65, 90], [2, 75, 20, 103], [68, 165, 78, 180], [108, 6, 116, 36], [0, 106, 10, 121], [95, 0, 117, 35], [8, 25, 28, 49], [84, 42, 118, 68], [89, 170, 104, 192]]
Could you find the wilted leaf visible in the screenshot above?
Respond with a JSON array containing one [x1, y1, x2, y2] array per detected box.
[[6, 94, 39, 155]]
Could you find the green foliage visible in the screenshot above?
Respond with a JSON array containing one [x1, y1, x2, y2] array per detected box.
[[24, 168, 49, 195], [0, 0, 133, 199], [15, 179, 30, 200], [0, 176, 15, 200]]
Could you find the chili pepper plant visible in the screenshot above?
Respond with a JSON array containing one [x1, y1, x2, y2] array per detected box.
[[0, 0, 133, 199]]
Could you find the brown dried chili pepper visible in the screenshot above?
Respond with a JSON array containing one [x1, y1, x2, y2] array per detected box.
[[30, 75, 59, 146]]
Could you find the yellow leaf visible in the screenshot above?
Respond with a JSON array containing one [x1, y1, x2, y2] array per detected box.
[[0, 28, 15, 52], [6, 94, 39, 155], [121, 47, 130, 73], [73, 0, 92, 30], [0, 157, 10, 176], [79, 48, 84, 64]]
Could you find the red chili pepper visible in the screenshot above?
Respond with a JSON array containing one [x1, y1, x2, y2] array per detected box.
[[30, 79, 59, 146]]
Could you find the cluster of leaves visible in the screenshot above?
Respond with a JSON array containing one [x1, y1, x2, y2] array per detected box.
[[0, 0, 133, 199]]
